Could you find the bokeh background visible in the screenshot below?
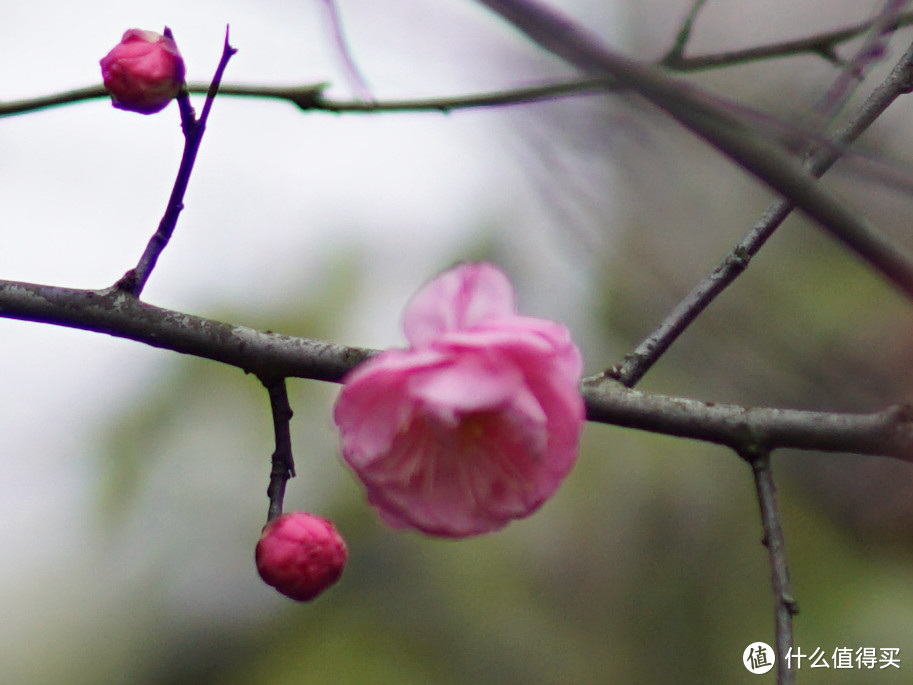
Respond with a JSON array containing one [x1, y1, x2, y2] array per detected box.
[[3, 0, 913, 682]]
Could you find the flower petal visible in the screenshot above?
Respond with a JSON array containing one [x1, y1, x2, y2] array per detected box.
[[353, 388, 554, 537], [334, 347, 444, 467], [403, 262, 516, 347], [333, 261, 585, 538], [406, 350, 523, 419]]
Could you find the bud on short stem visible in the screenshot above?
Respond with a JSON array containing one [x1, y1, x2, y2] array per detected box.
[[255, 512, 347, 602]]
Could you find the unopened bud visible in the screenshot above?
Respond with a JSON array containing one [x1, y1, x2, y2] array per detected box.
[[255, 512, 347, 602], [100, 29, 185, 114]]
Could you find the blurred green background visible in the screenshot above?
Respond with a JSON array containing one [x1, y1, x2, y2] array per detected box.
[[5, 1, 913, 683]]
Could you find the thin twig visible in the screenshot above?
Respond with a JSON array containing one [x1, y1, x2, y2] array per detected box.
[[743, 449, 798, 685], [3, 277, 913, 460], [262, 376, 296, 523], [660, 0, 708, 66], [809, 0, 910, 130], [319, 0, 375, 102], [662, 9, 913, 70], [6, 11, 913, 118], [608, 36, 913, 387], [116, 27, 237, 297]]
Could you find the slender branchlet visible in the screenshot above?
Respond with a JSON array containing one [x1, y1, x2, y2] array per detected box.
[[742, 448, 799, 685], [262, 376, 296, 523], [609, 34, 913, 387], [475, 0, 913, 302], [319, 0, 375, 103], [116, 27, 237, 298]]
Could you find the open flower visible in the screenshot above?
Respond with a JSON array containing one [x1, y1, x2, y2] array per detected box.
[[100, 29, 185, 114], [334, 262, 585, 537], [255, 512, 347, 602]]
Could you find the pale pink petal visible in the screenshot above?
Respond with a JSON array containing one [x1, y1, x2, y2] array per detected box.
[[353, 388, 553, 537], [405, 350, 523, 419], [403, 262, 516, 347], [333, 261, 585, 538], [433, 318, 584, 435], [334, 348, 444, 467]]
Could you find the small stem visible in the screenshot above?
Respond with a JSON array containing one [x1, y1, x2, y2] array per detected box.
[[744, 450, 798, 685], [116, 26, 237, 298], [262, 376, 296, 523]]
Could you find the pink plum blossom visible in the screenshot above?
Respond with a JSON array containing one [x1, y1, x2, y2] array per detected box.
[[334, 262, 585, 537], [100, 29, 185, 114], [255, 512, 347, 601]]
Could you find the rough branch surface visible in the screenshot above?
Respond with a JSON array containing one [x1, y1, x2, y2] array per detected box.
[[3, 278, 912, 461]]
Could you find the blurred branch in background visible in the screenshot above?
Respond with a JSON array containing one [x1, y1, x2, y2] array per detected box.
[[5, 8, 913, 118], [317, 0, 374, 103], [5, 1, 913, 683], [474, 0, 913, 301], [609, 21, 913, 388]]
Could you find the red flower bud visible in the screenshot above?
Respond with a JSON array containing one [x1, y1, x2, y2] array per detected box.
[[255, 512, 347, 602], [100, 29, 186, 114]]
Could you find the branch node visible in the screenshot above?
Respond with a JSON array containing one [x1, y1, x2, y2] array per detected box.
[[660, 0, 708, 67], [813, 44, 846, 67]]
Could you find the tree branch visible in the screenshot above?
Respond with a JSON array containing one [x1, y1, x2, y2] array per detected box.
[[743, 449, 798, 685], [318, 0, 374, 102], [6, 10, 913, 118], [807, 0, 911, 130], [582, 377, 913, 460], [662, 8, 913, 70], [474, 0, 913, 301], [0, 279, 372, 381], [2, 277, 913, 461], [661, 0, 708, 66], [609, 35, 913, 387]]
